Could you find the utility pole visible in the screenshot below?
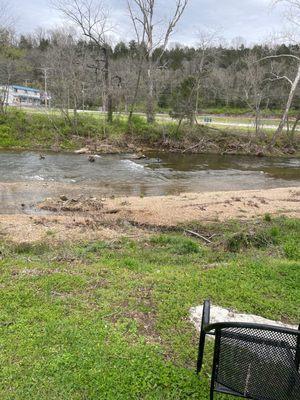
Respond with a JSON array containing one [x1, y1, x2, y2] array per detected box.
[[37, 67, 52, 108]]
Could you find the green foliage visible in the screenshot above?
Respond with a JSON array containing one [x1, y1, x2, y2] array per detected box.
[[224, 219, 297, 253], [158, 85, 171, 109], [284, 239, 300, 260], [150, 234, 202, 255], [226, 228, 278, 252], [170, 76, 198, 123], [264, 213, 272, 222], [0, 108, 298, 155]]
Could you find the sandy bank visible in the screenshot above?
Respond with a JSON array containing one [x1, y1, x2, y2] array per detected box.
[[0, 187, 299, 243], [103, 186, 300, 225]]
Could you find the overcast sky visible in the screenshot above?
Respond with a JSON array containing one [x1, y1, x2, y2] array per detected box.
[[10, 0, 286, 46]]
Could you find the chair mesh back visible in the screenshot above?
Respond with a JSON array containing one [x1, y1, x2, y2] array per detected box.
[[215, 327, 300, 400]]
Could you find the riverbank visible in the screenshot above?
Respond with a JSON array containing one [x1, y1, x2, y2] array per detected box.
[[1, 187, 299, 243], [0, 109, 299, 156]]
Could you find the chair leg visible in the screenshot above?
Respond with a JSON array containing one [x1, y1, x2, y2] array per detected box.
[[210, 388, 214, 400]]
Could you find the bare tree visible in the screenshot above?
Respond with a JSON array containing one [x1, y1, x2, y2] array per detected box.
[[126, 2, 146, 123], [127, 0, 188, 123], [264, 53, 300, 142], [44, 28, 90, 130], [0, 0, 14, 30], [0, 1, 19, 114], [193, 28, 222, 116], [273, 0, 300, 27], [51, 0, 114, 122], [242, 55, 270, 137], [262, 0, 300, 142]]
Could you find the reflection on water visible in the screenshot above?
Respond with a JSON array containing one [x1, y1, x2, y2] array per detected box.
[[0, 150, 299, 213]]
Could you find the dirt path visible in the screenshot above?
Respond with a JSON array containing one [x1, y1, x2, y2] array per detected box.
[[0, 187, 299, 244]]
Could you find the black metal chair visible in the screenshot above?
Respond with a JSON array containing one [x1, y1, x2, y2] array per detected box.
[[197, 300, 300, 400]]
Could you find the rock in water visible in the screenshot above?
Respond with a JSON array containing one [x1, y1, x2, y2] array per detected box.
[[75, 147, 90, 154], [131, 153, 146, 160]]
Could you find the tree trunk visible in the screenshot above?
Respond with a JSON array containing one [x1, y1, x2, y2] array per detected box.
[[128, 62, 143, 123], [195, 79, 201, 116], [292, 114, 300, 133], [272, 64, 300, 144], [176, 117, 183, 135], [255, 112, 259, 136], [146, 65, 155, 123], [103, 47, 113, 123], [254, 101, 262, 137], [289, 113, 300, 143]]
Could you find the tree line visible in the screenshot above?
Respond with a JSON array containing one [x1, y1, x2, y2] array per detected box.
[[0, 0, 300, 143]]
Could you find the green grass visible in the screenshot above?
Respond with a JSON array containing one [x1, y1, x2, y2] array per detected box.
[[0, 108, 299, 155], [200, 106, 300, 118], [0, 110, 196, 151], [0, 217, 299, 399]]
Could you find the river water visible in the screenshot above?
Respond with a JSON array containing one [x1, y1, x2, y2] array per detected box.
[[0, 150, 299, 213]]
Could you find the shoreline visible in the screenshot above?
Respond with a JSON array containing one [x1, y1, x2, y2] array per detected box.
[[1, 142, 299, 158], [1, 186, 299, 244]]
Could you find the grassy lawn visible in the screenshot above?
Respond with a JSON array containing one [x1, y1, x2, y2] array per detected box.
[[0, 217, 299, 399], [14, 107, 283, 127]]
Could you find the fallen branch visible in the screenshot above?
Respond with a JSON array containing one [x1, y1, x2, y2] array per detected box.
[[184, 229, 212, 244], [182, 139, 205, 153]]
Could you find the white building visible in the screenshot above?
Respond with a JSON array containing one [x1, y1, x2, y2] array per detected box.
[[0, 85, 44, 107]]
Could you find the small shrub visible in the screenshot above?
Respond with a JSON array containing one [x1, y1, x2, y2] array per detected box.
[[264, 213, 272, 222], [13, 242, 50, 255], [226, 232, 248, 252], [176, 239, 200, 255], [283, 218, 300, 230], [81, 241, 109, 253], [283, 240, 300, 260], [150, 234, 201, 255], [122, 257, 139, 270], [226, 228, 278, 252]]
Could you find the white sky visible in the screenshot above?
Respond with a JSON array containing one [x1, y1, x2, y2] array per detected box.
[[11, 0, 287, 46]]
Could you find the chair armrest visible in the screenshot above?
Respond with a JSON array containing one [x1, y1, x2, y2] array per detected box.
[[296, 324, 300, 371], [196, 299, 211, 374], [202, 299, 211, 329]]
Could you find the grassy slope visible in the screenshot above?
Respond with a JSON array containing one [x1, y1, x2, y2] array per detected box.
[[0, 217, 299, 399], [0, 109, 298, 155]]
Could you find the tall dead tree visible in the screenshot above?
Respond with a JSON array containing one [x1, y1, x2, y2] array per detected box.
[[51, 0, 114, 122], [264, 0, 300, 142], [264, 54, 300, 143], [127, 0, 188, 123], [126, 1, 146, 123]]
